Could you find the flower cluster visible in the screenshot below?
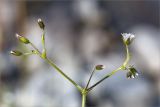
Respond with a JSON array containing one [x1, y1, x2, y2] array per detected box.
[[10, 18, 139, 107], [10, 18, 45, 57]]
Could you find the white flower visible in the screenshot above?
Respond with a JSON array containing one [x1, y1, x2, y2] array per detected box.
[[126, 66, 139, 79], [121, 33, 135, 45]]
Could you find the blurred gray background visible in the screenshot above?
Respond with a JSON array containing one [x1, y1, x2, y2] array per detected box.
[[0, 0, 159, 107]]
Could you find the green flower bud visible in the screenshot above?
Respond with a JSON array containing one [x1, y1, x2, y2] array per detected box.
[[121, 33, 135, 45], [38, 18, 45, 30], [95, 65, 105, 70], [16, 33, 30, 44], [126, 66, 139, 79], [10, 50, 23, 56]]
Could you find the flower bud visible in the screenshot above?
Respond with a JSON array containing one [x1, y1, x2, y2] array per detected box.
[[95, 65, 105, 70], [126, 66, 139, 79], [10, 50, 23, 56], [16, 33, 30, 44], [38, 18, 45, 30], [121, 33, 135, 45]]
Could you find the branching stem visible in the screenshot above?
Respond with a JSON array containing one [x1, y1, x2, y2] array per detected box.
[[87, 44, 130, 91], [29, 42, 82, 92]]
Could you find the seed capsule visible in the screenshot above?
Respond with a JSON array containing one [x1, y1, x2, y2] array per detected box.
[[10, 50, 23, 56]]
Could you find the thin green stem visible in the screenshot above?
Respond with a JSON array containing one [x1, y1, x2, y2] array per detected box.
[[85, 67, 96, 89], [42, 31, 45, 49], [29, 42, 41, 54], [87, 66, 122, 91], [41, 31, 46, 53], [123, 45, 130, 67], [23, 53, 33, 56], [81, 92, 87, 107], [44, 58, 82, 92]]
